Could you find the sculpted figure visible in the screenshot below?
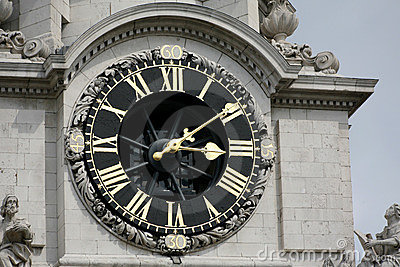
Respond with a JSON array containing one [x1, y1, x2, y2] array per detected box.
[[356, 204, 400, 267], [0, 195, 33, 267]]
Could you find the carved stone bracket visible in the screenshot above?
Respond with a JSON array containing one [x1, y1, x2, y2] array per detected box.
[[0, 1, 50, 61], [0, 29, 50, 61], [271, 40, 340, 74], [260, 0, 340, 74]]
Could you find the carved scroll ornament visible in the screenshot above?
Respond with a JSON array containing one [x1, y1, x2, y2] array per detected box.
[[260, 0, 340, 74], [0, 1, 50, 61]]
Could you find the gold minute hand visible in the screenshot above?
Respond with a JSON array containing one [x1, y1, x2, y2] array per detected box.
[[152, 103, 239, 161], [172, 102, 240, 148]]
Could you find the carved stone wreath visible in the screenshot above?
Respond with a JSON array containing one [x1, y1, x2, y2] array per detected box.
[[65, 46, 275, 254]]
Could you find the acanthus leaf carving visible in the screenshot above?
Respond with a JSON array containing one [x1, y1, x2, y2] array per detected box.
[[0, 1, 50, 61], [0, 0, 13, 23], [0, 29, 25, 53], [260, 0, 299, 42], [271, 38, 340, 75], [0, 29, 50, 61]]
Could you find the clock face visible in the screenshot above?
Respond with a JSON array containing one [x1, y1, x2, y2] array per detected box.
[[83, 57, 261, 235]]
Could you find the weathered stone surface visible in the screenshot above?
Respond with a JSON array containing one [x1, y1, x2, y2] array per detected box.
[[277, 119, 351, 251]]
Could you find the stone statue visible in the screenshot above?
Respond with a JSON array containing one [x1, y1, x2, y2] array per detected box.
[[0, 195, 33, 267], [356, 204, 400, 267]]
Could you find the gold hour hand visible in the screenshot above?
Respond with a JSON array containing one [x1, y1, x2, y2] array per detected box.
[[153, 103, 239, 161], [179, 142, 226, 160]]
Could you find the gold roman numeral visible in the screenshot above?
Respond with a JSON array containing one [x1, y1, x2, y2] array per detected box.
[[197, 75, 214, 100], [100, 98, 127, 121], [166, 201, 186, 227], [108, 181, 130, 197], [92, 135, 118, 153], [98, 163, 130, 196], [203, 196, 220, 219], [221, 103, 243, 124], [229, 139, 254, 157], [160, 67, 184, 91], [126, 71, 151, 99], [125, 189, 152, 221], [217, 166, 249, 198]]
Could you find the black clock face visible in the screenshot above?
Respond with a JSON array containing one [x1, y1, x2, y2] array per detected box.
[[83, 58, 261, 235]]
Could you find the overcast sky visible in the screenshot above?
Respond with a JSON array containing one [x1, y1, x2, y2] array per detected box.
[[289, 0, 400, 260]]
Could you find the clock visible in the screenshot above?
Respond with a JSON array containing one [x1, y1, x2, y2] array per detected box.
[[65, 45, 274, 254]]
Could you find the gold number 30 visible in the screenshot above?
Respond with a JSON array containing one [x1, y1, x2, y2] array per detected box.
[[165, 234, 187, 250]]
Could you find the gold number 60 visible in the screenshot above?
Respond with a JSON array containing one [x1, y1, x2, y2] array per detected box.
[[161, 45, 183, 59]]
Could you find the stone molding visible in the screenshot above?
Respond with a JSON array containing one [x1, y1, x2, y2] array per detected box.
[[0, 2, 377, 116], [60, 3, 300, 93], [272, 75, 378, 116], [0, 3, 300, 97], [54, 254, 292, 267]]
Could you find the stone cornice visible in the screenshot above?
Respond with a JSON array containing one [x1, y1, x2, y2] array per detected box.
[[271, 75, 378, 116], [0, 59, 64, 96], [0, 3, 302, 97], [59, 3, 300, 92], [0, 1, 378, 114]]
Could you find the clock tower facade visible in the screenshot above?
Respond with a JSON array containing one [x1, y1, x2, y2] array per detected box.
[[0, 1, 377, 266]]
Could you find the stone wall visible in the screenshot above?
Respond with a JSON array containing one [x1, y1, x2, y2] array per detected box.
[[18, 0, 69, 49], [272, 108, 354, 252], [62, 0, 259, 46], [0, 98, 57, 265]]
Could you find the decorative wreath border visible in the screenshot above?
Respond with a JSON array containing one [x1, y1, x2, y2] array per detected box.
[[64, 46, 275, 254]]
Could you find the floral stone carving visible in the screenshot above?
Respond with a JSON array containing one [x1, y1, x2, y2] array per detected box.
[[260, 0, 299, 42], [260, 0, 340, 74], [0, 1, 50, 61], [0, 195, 34, 266], [0, 0, 13, 23], [272, 40, 340, 74]]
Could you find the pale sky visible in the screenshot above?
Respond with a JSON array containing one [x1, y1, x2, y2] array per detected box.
[[290, 0, 400, 260]]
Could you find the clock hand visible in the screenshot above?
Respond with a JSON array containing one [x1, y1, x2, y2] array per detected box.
[[178, 142, 226, 160], [153, 103, 239, 161]]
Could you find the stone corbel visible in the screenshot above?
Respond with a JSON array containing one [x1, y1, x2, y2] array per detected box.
[[0, 0, 50, 61], [271, 41, 340, 74], [260, 0, 340, 74]]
